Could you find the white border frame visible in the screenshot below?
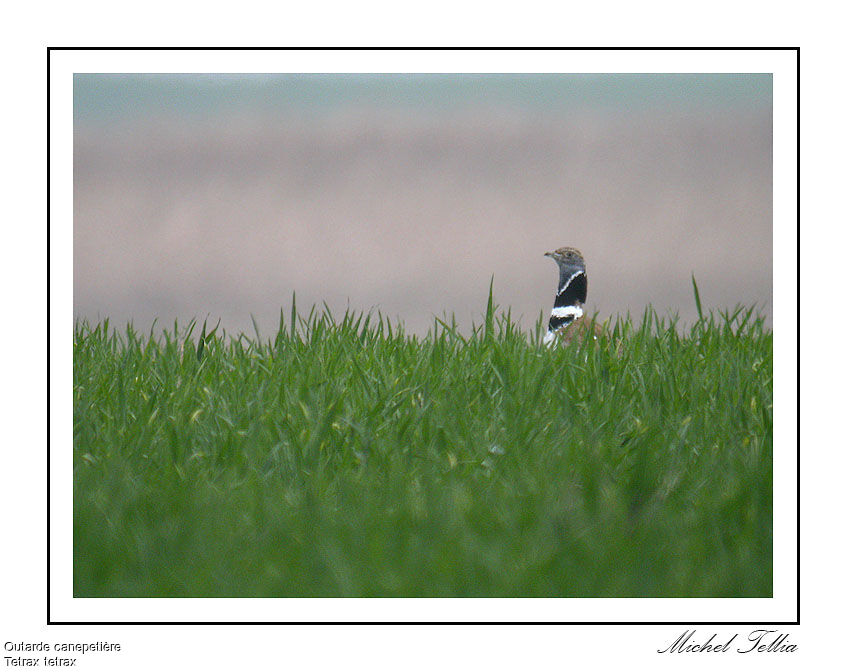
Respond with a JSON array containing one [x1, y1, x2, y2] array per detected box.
[[52, 48, 797, 624]]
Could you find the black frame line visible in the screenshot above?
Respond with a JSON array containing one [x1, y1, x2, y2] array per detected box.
[[50, 46, 799, 626]]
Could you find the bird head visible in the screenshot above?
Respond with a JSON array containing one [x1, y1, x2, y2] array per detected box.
[[544, 246, 586, 273]]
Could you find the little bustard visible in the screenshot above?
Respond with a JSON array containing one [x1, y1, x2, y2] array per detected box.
[[542, 246, 604, 346]]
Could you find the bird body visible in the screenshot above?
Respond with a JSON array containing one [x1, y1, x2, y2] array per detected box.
[[543, 247, 603, 346]]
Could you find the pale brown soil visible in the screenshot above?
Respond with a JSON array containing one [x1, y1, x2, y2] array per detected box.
[[74, 108, 772, 337]]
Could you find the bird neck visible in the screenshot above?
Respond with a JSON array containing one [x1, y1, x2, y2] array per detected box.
[[543, 267, 588, 343], [555, 268, 587, 309]]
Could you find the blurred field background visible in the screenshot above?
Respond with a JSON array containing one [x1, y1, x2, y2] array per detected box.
[[74, 73, 772, 336]]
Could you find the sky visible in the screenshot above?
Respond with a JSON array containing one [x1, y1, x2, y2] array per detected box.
[[74, 73, 772, 337]]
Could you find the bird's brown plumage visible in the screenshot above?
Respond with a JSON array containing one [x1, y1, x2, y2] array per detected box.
[[549, 312, 605, 344]]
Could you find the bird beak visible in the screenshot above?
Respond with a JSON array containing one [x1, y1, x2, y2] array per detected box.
[[544, 251, 554, 258]]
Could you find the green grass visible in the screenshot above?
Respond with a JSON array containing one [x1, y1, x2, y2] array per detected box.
[[73, 292, 772, 598]]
